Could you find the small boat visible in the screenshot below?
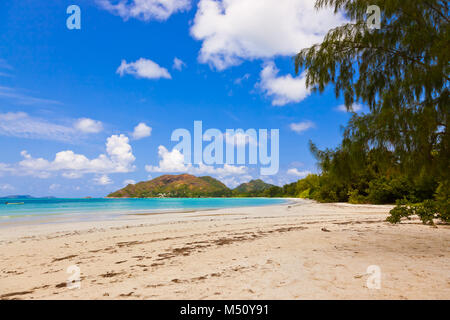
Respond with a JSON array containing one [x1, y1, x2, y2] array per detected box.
[[5, 202, 25, 205]]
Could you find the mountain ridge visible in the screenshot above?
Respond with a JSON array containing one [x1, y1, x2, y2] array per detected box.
[[107, 174, 233, 198]]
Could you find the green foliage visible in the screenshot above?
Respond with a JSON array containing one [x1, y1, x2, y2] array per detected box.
[[348, 189, 367, 204], [108, 174, 232, 198], [262, 186, 284, 198], [290, 0, 449, 224], [434, 180, 450, 223], [232, 179, 276, 197], [282, 182, 298, 197], [366, 176, 410, 204], [386, 199, 447, 225], [296, 174, 320, 198]]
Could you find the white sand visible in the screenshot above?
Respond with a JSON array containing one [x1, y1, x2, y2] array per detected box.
[[0, 199, 449, 300]]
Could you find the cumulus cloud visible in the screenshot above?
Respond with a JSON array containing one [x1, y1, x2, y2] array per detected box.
[[336, 103, 364, 113], [224, 131, 258, 146], [145, 145, 247, 176], [259, 62, 310, 106], [145, 146, 187, 173], [132, 122, 152, 139], [97, 0, 191, 21], [94, 174, 113, 185], [190, 0, 346, 70], [123, 179, 136, 186], [173, 57, 186, 71], [117, 58, 171, 80], [194, 162, 248, 176], [7, 134, 136, 178], [220, 174, 254, 188], [74, 118, 103, 133], [289, 120, 315, 134], [287, 168, 311, 178]]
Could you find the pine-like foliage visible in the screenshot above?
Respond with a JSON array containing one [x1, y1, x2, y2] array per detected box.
[[294, 0, 449, 223]]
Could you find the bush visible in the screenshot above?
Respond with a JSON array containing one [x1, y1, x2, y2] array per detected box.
[[298, 188, 311, 199], [366, 177, 411, 204], [348, 189, 368, 204], [296, 174, 320, 196], [387, 199, 447, 225], [434, 181, 450, 223]]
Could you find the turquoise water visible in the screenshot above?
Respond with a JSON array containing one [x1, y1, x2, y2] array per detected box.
[[0, 198, 287, 223]]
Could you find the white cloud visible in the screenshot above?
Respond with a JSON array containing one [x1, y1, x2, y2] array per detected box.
[[224, 131, 258, 146], [0, 163, 14, 176], [173, 57, 186, 71], [220, 174, 253, 188], [145, 145, 247, 176], [145, 146, 187, 173], [117, 58, 171, 80], [193, 163, 248, 176], [74, 118, 103, 133], [234, 73, 250, 85], [123, 179, 136, 186], [290, 120, 315, 134], [132, 122, 152, 139], [98, 0, 191, 21], [259, 62, 310, 106], [0, 183, 14, 192], [94, 174, 113, 185], [287, 168, 311, 178], [190, 0, 346, 70], [336, 103, 364, 113], [11, 134, 135, 178], [49, 183, 60, 191], [62, 172, 83, 179], [0, 112, 105, 141], [0, 112, 76, 142], [0, 86, 61, 105]]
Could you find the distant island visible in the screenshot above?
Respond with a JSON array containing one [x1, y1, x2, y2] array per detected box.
[[107, 174, 277, 198], [0, 195, 56, 199]]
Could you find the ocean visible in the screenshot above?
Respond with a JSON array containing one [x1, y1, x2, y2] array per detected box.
[[0, 197, 287, 224]]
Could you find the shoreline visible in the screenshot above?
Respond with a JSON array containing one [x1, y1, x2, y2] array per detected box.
[[0, 198, 299, 241], [0, 198, 290, 233], [0, 200, 449, 300]]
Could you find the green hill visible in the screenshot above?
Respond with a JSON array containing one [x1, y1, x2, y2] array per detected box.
[[107, 174, 232, 198], [232, 179, 275, 197]]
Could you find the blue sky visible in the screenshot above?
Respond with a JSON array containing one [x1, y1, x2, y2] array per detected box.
[[0, 0, 362, 197]]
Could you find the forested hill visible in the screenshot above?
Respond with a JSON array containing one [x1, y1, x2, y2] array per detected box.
[[107, 174, 232, 198]]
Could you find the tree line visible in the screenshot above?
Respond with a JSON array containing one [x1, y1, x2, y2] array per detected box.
[[270, 0, 449, 225]]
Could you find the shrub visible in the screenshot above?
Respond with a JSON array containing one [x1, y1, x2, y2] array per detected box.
[[387, 199, 447, 225], [348, 189, 367, 204], [366, 177, 411, 204]]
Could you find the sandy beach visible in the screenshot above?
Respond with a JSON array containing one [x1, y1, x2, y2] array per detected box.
[[0, 199, 449, 300]]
